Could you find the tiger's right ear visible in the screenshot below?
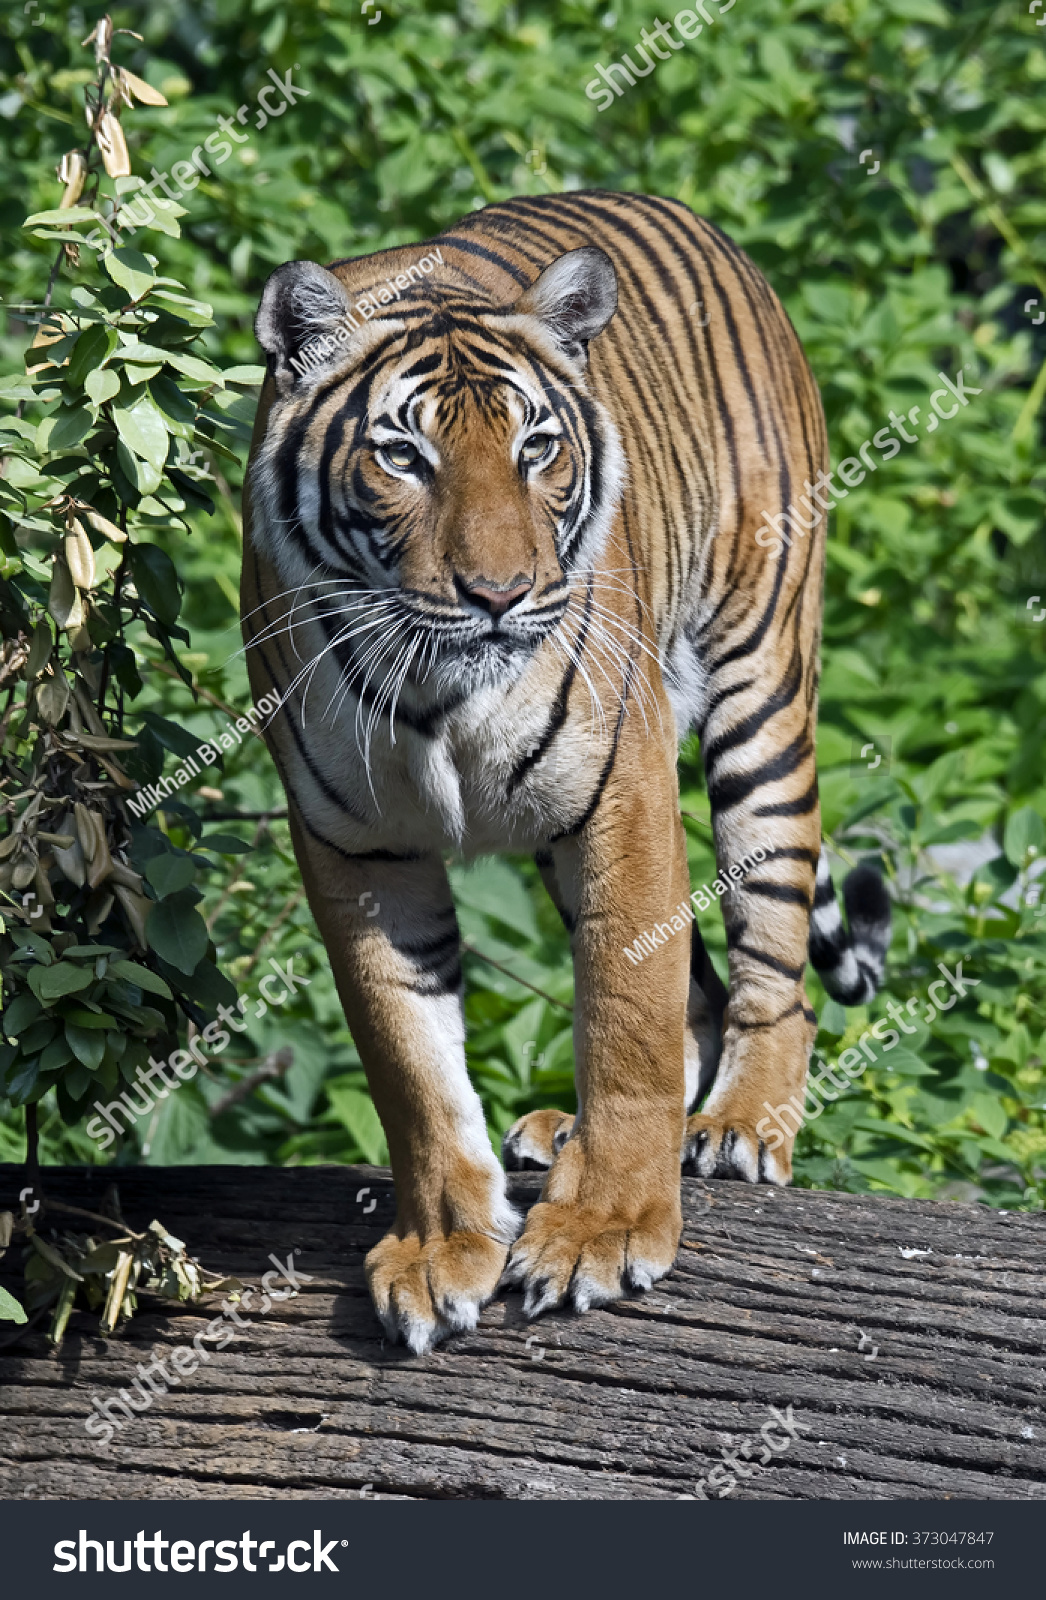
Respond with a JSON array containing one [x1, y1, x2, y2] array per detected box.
[[255, 260, 362, 396]]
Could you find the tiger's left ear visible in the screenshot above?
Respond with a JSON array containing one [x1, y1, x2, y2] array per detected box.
[[510, 247, 618, 365], [255, 260, 365, 396]]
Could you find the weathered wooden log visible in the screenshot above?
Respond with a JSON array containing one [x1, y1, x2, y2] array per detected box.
[[0, 1164, 1043, 1501]]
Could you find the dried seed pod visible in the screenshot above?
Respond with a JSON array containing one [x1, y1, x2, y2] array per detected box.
[[57, 150, 87, 209], [81, 507, 127, 544], [32, 859, 55, 908], [0, 831, 21, 861], [74, 801, 97, 862], [96, 111, 131, 179], [108, 859, 144, 891], [96, 755, 136, 790], [82, 15, 113, 66], [86, 812, 113, 890], [53, 812, 86, 888], [121, 69, 168, 105], [65, 518, 96, 590], [85, 887, 115, 936], [12, 855, 37, 891], [68, 623, 93, 655], [113, 882, 151, 949], [74, 732, 138, 754]]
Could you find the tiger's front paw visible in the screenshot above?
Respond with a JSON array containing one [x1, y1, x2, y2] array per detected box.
[[366, 1230, 509, 1355], [502, 1108, 575, 1171], [502, 1191, 681, 1319], [682, 1111, 792, 1185]]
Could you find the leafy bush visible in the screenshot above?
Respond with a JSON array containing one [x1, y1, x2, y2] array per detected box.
[[1, 0, 1044, 1233]]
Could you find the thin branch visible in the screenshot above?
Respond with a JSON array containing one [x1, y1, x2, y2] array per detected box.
[[461, 941, 573, 1014], [210, 1046, 293, 1117], [241, 887, 306, 976]]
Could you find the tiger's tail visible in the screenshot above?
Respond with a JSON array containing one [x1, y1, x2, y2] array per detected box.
[[808, 849, 892, 1006]]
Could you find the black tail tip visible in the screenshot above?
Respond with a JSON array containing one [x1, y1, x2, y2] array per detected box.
[[842, 861, 892, 932]]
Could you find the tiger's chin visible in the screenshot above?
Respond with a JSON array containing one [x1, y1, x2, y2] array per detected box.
[[426, 635, 540, 698]]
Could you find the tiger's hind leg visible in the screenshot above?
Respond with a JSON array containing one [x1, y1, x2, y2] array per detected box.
[[682, 608, 822, 1185], [501, 849, 576, 1172], [502, 864, 726, 1172]]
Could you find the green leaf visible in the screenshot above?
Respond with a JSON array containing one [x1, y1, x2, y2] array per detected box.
[[221, 365, 266, 385], [116, 438, 162, 496], [113, 396, 169, 468], [40, 1036, 74, 1072], [104, 247, 156, 302], [450, 858, 542, 943], [145, 854, 196, 897], [130, 543, 180, 626], [119, 343, 224, 387], [61, 1008, 117, 1028], [968, 1093, 1008, 1142], [199, 834, 252, 854], [3, 991, 42, 1040], [37, 405, 94, 452], [28, 962, 95, 1002], [108, 960, 173, 998], [67, 323, 118, 390], [24, 205, 100, 227], [85, 366, 121, 404], [325, 1083, 389, 1165], [146, 890, 209, 974], [0, 1286, 28, 1325], [65, 1022, 106, 1070], [6, 1057, 41, 1105], [1004, 807, 1045, 869]]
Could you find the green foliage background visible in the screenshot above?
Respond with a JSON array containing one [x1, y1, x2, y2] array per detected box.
[[2, 0, 1046, 1210]]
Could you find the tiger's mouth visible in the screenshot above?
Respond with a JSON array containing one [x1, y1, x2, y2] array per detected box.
[[409, 604, 566, 695]]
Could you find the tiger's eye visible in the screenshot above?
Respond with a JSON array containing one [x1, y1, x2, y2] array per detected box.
[[383, 442, 418, 471], [521, 435, 555, 464]]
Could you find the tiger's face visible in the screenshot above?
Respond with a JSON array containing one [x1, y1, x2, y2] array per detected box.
[[251, 248, 623, 699]]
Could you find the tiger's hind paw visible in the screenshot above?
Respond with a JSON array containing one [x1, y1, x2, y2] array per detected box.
[[502, 1108, 575, 1171], [682, 1112, 792, 1185]]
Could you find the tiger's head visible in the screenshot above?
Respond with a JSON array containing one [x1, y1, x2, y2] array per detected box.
[[249, 247, 623, 698]]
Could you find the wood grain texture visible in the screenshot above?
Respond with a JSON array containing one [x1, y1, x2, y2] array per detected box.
[[0, 1165, 1043, 1501]]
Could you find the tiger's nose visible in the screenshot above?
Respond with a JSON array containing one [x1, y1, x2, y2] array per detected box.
[[458, 576, 533, 618]]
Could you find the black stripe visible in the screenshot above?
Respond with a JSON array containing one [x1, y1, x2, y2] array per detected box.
[[707, 730, 811, 813], [743, 880, 811, 908], [753, 778, 819, 819], [735, 945, 806, 982]]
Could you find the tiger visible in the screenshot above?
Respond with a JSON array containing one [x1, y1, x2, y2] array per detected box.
[[242, 190, 891, 1355]]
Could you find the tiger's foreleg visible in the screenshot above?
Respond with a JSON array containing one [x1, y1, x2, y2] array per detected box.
[[503, 732, 689, 1316], [288, 813, 518, 1353], [684, 630, 821, 1184]]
